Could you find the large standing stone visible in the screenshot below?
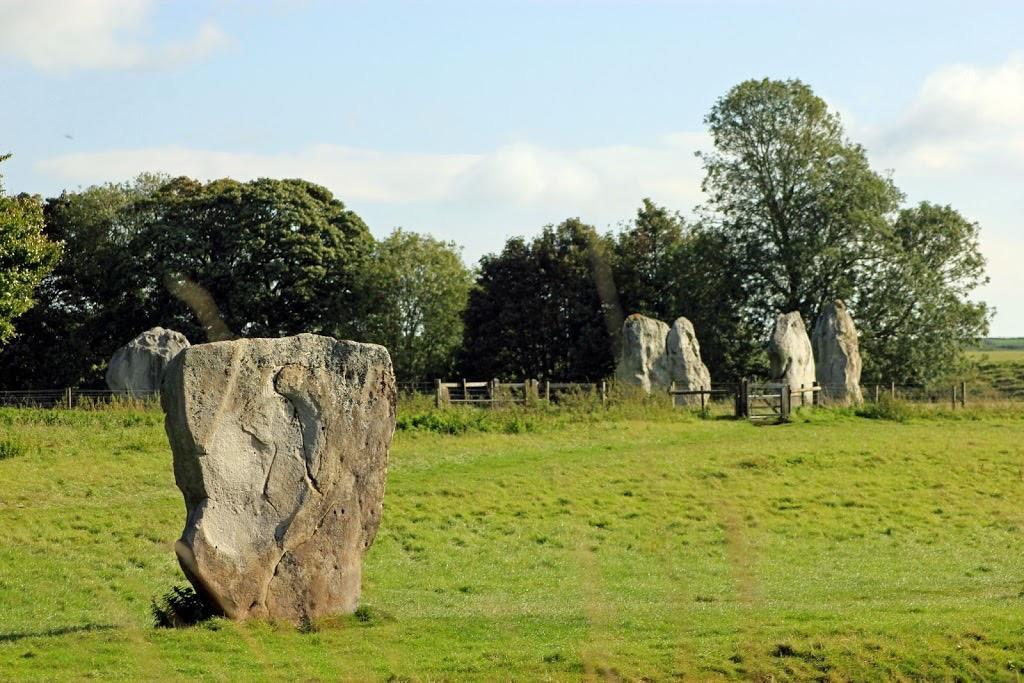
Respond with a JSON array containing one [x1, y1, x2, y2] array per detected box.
[[812, 300, 863, 405], [616, 314, 671, 393], [161, 334, 396, 623], [666, 317, 712, 406], [106, 327, 190, 395], [768, 312, 816, 402]]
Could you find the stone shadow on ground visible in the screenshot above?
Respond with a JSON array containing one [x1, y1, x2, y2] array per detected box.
[[0, 623, 117, 643]]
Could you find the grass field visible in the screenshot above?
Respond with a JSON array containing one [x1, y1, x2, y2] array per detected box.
[[967, 349, 1024, 364], [965, 348, 1024, 399], [2, 404, 1024, 681]]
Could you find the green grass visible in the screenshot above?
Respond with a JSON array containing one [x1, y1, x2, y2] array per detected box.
[[967, 339, 1024, 397], [2, 404, 1024, 680], [965, 350, 1024, 399], [967, 349, 1024, 363]]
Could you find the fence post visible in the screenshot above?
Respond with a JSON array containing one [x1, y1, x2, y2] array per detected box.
[[961, 381, 967, 408], [65, 387, 72, 410], [951, 384, 957, 410], [735, 378, 749, 418], [874, 384, 879, 403], [700, 385, 706, 413], [434, 379, 442, 409], [890, 381, 896, 400], [544, 380, 550, 403], [780, 384, 791, 420], [799, 384, 805, 407], [812, 381, 819, 408], [600, 381, 607, 407]]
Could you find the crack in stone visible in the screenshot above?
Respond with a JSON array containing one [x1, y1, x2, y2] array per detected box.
[[272, 365, 324, 498]]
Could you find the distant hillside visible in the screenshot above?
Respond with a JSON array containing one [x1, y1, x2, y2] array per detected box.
[[965, 339, 1024, 397], [974, 337, 1024, 351]]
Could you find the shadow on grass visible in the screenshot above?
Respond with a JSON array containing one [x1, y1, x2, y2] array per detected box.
[[0, 623, 117, 643], [151, 585, 218, 628]]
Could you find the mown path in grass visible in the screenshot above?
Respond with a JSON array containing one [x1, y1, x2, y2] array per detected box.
[[1, 408, 1024, 680]]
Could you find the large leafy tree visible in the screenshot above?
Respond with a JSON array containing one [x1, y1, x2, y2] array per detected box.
[[140, 177, 373, 341], [699, 78, 902, 323], [612, 199, 687, 323], [698, 78, 989, 382], [0, 177, 158, 388], [460, 218, 614, 380], [0, 175, 375, 388], [359, 229, 473, 382], [0, 155, 62, 347], [855, 202, 990, 383]]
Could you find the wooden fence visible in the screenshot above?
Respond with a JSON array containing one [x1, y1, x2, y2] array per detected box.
[[433, 379, 608, 407], [0, 379, 1013, 414]]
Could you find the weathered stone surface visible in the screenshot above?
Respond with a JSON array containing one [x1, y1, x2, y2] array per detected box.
[[161, 334, 396, 623], [616, 314, 671, 393], [812, 300, 863, 405], [666, 317, 712, 406], [106, 327, 190, 395], [769, 312, 816, 401]]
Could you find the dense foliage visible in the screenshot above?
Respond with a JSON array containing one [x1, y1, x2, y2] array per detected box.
[[359, 229, 473, 382], [695, 78, 990, 383], [610, 199, 764, 380], [0, 155, 61, 346], [459, 219, 615, 381], [0, 177, 376, 387], [0, 79, 993, 387]]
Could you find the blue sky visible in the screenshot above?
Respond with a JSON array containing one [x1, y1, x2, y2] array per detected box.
[[2, 0, 1022, 334]]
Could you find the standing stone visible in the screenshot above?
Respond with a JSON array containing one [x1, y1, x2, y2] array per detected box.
[[812, 300, 863, 405], [666, 317, 712, 406], [768, 312, 816, 402], [106, 327, 190, 395], [161, 334, 396, 623], [616, 314, 671, 393]]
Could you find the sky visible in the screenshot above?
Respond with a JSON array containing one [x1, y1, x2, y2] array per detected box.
[[1, 0, 1022, 335]]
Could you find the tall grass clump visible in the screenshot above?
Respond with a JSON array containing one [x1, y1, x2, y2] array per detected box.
[[396, 406, 541, 435], [0, 437, 27, 460], [151, 585, 216, 628], [856, 394, 913, 422]]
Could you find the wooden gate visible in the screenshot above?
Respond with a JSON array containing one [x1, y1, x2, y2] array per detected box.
[[746, 382, 791, 422]]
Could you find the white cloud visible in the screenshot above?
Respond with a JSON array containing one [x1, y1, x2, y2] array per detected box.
[[855, 52, 1024, 335], [0, 0, 228, 71], [872, 52, 1024, 173], [35, 135, 709, 212]]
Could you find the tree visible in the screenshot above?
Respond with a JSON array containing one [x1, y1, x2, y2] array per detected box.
[[611, 199, 764, 380], [698, 78, 989, 383], [139, 177, 374, 342], [855, 203, 990, 384], [612, 199, 688, 323], [699, 78, 902, 325], [0, 176, 182, 388], [460, 219, 614, 380], [0, 175, 375, 388], [359, 229, 473, 382], [0, 155, 61, 347]]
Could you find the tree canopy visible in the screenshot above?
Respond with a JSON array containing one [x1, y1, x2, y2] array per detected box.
[[0, 78, 995, 389], [0, 155, 61, 347], [459, 219, 615, 381], [0, 176, 374, 388], [697, 78, 989, 382], [359, 229, 473, 382]]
